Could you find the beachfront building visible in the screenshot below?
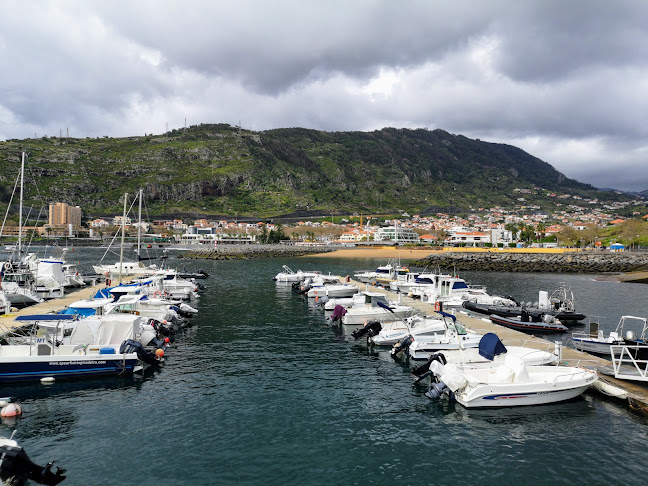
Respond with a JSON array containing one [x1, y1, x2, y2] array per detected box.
[[373, 226, 420, 244]]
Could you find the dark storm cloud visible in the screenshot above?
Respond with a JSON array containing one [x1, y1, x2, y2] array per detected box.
[[0, 0, 647, 191]]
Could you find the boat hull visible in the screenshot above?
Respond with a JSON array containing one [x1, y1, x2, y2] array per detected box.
[[0, 354, 138, 382], [456, 367, 597, 408], [489, 314, 568, 333], [570, 337, 616, 355]]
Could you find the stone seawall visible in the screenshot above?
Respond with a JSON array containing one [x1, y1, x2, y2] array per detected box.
[[412, 251, 648, 273], [178, 244, 335, 260]]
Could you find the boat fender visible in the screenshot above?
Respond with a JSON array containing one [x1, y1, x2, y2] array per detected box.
[[0, 403, 21, 417]]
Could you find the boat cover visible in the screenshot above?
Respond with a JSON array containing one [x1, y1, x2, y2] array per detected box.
[[59, 307, 97, 317], [436, 310, 456, 322], [478, 333, 507, 360], [15, 314, 77, 321], [377, 301, 395, 313]]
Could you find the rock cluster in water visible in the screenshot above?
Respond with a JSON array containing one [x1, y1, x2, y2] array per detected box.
[[411, 251, 648, 273], [179, 244, 335, 260]]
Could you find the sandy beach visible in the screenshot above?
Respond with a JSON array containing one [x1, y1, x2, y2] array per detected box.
[[307, 247, 436, 260]]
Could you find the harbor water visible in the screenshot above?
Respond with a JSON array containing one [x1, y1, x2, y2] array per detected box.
[[3, 251, 648, 485]]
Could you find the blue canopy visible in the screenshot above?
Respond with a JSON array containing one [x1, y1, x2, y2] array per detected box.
[[436, 310, 456, 322], [478, 333, 507, 360], [16, 314, 77, 321], [59, 307, 97, 317], [377, 300, 395, 313]]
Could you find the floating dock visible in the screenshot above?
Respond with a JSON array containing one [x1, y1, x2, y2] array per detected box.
[[0, 284, 106, 334], [349, 278, 648, 416]]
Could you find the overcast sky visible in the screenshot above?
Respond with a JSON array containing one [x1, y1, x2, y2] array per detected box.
[[1, 0, 647, 191]]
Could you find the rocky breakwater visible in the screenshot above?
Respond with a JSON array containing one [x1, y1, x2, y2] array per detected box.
[[412, 251, 648, 273], [179, 244, 335, 260]]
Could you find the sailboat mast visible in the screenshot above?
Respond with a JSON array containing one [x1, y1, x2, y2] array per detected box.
[[18, 152, 25, 256], [119, 193, 128, 284], [137, 188, 142, 259]]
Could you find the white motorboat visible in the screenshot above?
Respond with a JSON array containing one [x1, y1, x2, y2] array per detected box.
[[414, 275, 516, 310], [390, 320, 484, 359], [571, 316, 645, 355], [404, 333, 561, 366], [353, 261, 409, 285], [0, 291, 11, 315], [273, 265, 321, 283], [0, 315, 148, 382], [368, 312, 480, 350], [23, 253, 67, 299], [390, 272, 448, 294], [0, 264, 43, 307], [306, 276, 359, 298], [340, 291, 416, 326], [424, 355, 597, 408]]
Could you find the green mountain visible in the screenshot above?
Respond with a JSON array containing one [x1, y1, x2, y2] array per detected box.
[[0, 124, 631, 219]]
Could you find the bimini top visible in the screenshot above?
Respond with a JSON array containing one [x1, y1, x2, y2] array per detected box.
[[478, 333, 507, 360]]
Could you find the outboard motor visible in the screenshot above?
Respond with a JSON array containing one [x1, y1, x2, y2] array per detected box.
[[0, 441, 66, 485], [351, 321, 382, 340], [425, 381, 448, 400], [120, 339, 161, 365], [390, 335, 414, 358], [412, 352, 447, 383]]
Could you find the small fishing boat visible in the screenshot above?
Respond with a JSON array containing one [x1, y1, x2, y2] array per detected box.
[[273, 265, 320, 283], [0, 315, 154, 382], [489, 312, 568, 333], [339, 291, 416, 326], [570, 316, 645, 355], [379, 312, 482, 358], [423, 354, 597, 408]]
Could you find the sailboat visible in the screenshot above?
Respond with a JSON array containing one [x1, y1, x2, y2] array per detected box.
[[0, 153, 43, 307], [93, 190, 161, 280]]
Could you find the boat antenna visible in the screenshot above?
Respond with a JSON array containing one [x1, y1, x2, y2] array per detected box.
[[136, 188, 142, 259], [119, 193, 128, 284], [18, 152, 25, 257]]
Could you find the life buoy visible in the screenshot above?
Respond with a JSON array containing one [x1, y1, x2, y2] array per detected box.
[[434, 301, 441, 312], [154, 290, 162, 297], [3, 262, 11, 271]]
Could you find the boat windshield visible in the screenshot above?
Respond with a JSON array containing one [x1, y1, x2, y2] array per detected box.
[[449, 321, 467, 335]]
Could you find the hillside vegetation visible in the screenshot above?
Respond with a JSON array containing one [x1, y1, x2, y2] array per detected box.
[[0, 124, 631, 219]]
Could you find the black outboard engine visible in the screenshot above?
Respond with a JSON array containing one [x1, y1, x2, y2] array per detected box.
[[351, 321, 382, 340], [120, 339, 160, 365], [411, 352, 447, 383], [0, 443, 66, 485], [390, 335, 415, 358], [425, 381, 448, 400]]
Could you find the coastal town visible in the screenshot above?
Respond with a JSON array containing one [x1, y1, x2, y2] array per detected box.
[[3, 189, 646, 250]]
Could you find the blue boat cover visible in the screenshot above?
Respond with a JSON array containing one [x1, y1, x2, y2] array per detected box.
[[94, 288, 115, 299], [377, 300, 395, 313], [436, 310, 456, 322], [58, 307, 97, 317], [478, 333, 507, 360], [15, 314, 77, 321]]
